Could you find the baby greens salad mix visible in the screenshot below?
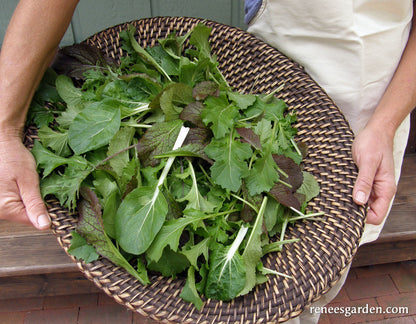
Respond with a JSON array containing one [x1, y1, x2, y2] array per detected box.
[[28, 23, 321, 308]]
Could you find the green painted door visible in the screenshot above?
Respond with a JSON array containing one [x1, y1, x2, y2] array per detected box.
[[1, 0, 245, 46]]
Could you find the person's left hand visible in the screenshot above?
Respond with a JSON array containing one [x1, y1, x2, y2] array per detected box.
[[351, 124, 397, 225]]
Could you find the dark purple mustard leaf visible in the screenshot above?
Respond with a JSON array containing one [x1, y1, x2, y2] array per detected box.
[[240, 183, 262, 223], [136, 119, 183, 167], [51, 43, 116, 80], [236, 127, 262, 150], [180, 101, 206, 128], [184, 127, 212, 147], [297, 141, 309, 159], [157, 127, 213, 163], [192, 81, 219, 100], [269, 182, 301, 210], [272, 154, 304, 191]]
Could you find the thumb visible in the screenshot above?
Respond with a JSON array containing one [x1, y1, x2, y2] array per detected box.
[[352, 159, 377, 206], [19, 175, 50, 230]]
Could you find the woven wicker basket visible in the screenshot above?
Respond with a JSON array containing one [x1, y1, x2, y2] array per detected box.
[[25, 17, 366, 323]]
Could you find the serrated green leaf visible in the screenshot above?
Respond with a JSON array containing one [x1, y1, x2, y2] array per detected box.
[[227, 91, 256, 110], [205, 135, 252, 192], [55, 104, 82, 129], [37, 125, 71, 156], [40, 167, 92, 210], [31, 140, 89, 178], [181, 237, 211, 270], [296, 171, 320, 202], [245, 154, 280, 196], [201, 93, 239, 139], [146, 209, 209, 262], [67, 231, 100, 263], [189, 23, 212, 59]]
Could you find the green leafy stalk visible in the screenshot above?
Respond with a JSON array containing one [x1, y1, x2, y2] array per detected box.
[[204, 226, 248, 301], [115, 126, 190, 255], [239, 196, 268, 296]]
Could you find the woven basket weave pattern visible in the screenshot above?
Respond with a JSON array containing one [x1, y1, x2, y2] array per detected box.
[[25, 17, 366, 323]]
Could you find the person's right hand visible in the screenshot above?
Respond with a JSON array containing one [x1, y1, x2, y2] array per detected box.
[[0, 136, 50, 229]]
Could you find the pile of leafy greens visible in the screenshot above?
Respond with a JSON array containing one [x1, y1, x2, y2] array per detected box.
[[28, 23, 321, 309]]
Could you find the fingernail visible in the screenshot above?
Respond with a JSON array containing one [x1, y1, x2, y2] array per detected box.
[[355, 191, 366, 204], [37, 214, 51, 228]]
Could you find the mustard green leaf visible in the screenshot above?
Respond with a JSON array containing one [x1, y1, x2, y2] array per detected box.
[[55, 75, 84, 107], [245, 154, 280, 196], [136, 119, 183, 167], [201, 93, 239, 139], [31, 140, 90, 178], [205, 134, 252, 192], [37, 125, 71, 157], [68, 103, 121, 155], [67, 231, 99, 263]]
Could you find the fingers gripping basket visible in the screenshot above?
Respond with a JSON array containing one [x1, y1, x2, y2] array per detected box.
[[25, 17, 366, 323]]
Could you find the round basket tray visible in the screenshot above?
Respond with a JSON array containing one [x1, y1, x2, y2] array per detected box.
[[26, 16, 366, 323]]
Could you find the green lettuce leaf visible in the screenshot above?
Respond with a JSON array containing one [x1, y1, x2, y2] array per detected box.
[[68, 102, 121, 155]]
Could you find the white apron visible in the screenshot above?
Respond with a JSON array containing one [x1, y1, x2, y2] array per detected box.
[[247, 0, 412, 245], [246, 2, 412, 323]]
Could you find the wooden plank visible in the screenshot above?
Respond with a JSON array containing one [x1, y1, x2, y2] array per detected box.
[[379, 153, 416, 242], [353, 154, 416, 266], [0, 220, 42, 238], [0, 271, 100, 300], [352, 239, 416, 267], [0, 232, 77, 277]]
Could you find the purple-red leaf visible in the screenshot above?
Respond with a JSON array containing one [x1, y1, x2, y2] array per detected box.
[[192, 81, 219, 100], [136, 119, 183, 167], [51, 44, 116, 79], [180, 101, 206, 128], [273, 154, 303, 191], [269, 183, 301, 210], [236, 128, 262, 150]]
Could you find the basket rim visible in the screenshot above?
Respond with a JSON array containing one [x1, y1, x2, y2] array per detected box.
[[26, 16, 366, 324]]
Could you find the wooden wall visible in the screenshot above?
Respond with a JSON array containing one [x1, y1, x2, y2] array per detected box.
[[1, 0, 245, 46]]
